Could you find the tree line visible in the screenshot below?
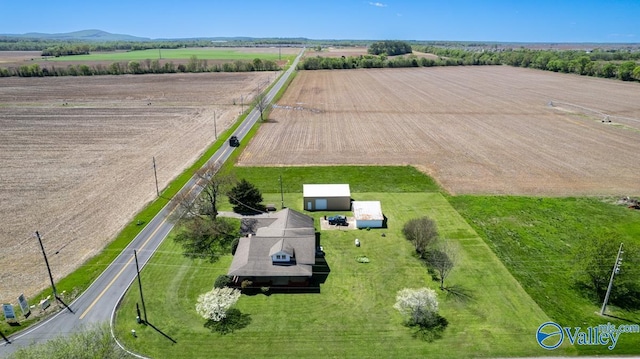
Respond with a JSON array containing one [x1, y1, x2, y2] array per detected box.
[[299, 46, 640, 83], [298, 53, 477, 70], [0, 56, 280, 77], [41, 44, 90, 57], [367, 40, 412, 56], [402, 216, 458, 291], [417, 46, 640, 81]]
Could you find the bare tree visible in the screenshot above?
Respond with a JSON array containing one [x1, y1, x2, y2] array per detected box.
[[172, 161, 235, 222], [402, 217, 439, 257], [255, 92, 269, 122], [427, 238, 459, 290], [196, 162, 236, 220], [170, 189, 200, 222]]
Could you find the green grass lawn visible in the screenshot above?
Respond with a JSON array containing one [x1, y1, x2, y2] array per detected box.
[[46, 48, 293, 62], [230, 165, 441, 194], [449, 195, 640, 355], [114, 186, 562, 358]]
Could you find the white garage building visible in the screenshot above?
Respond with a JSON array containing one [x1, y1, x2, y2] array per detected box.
[[352, 201, 384, 228], [303, 184, 351, 211]]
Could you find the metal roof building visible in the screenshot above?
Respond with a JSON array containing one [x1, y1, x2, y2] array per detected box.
[[303, 184, 351, 211], [352, 201, 384, 228]]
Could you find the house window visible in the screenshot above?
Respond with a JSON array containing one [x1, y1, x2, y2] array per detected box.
[[276, 255, 281, 259]]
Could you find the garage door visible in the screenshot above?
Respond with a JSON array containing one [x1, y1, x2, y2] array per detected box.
[[315, 199, 327, 210]]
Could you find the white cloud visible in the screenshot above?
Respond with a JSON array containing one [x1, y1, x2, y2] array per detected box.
[[369, 2, 387, 7]]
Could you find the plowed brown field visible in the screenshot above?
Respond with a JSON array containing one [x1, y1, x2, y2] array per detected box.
[[238, 66, 640, 196], [0, 72, 273, 303]]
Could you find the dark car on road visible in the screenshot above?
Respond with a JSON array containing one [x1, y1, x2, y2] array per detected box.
[[229, 135, 240, 147], [328, 214, 348, 226]]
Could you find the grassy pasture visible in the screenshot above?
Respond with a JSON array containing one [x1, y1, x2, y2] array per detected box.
[[450, 195, 640, 354], [114, 166, 561, 358], [230, 165, 441, 194], [47, 48, 292, 62]]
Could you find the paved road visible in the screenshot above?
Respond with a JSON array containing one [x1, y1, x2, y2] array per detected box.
[[0, 48, 305, 357]]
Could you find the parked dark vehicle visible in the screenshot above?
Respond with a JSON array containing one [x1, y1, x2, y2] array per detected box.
[[229, 135, 240, 147], [328, 215, 348, 226]]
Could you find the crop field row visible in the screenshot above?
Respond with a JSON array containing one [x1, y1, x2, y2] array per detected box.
[[238, 66, 640, 197], [0, 72, 273, 304]]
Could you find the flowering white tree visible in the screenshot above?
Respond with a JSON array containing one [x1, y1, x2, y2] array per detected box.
[[196, 287, 241, 322], [393, 287, 439, 327]]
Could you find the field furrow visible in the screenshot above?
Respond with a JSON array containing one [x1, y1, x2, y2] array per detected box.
[[0, 72, 273, 303], [239, 67, 640, 196]]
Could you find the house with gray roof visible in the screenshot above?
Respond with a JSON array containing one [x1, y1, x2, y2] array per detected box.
[[228, 208, 318, 287]]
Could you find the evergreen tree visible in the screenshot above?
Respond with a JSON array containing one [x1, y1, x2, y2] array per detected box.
[[228, 179, 263, 214]]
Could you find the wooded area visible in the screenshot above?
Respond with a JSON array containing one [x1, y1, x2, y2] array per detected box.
[[300, 45, 640, 82], [417, 45, 640, 81]]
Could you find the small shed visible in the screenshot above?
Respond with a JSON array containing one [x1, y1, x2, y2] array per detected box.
[[303, 184, 351, 211], [352, 201, 384, 228]]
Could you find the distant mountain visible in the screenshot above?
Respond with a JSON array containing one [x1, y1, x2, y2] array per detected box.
[[0, 30, 315, 43], [0, 29, 150, 42]]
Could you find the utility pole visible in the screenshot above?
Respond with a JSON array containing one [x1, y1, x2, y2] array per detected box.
[[279, 175, 284, 209], [153, 157, 159, 197], [214, 111, 217, 139], [601, 243, 624, 315], [134, 250, 148, 323], [35, 231, 57, 299]]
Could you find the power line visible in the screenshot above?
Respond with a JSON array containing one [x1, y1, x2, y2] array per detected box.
[[225, 192, 268, 215]]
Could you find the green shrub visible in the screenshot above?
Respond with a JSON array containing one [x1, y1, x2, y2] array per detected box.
[[214, 275, 232, 288], [231, 237, 240, 255]]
